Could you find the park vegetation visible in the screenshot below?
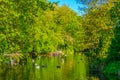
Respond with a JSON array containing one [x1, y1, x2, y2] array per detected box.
[[0, 0, 120, 79]]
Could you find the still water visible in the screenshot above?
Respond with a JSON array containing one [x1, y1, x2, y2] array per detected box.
[[0, 54, 88, 80]]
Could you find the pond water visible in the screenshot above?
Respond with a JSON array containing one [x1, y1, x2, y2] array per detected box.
[[0, 54, 99, 80]]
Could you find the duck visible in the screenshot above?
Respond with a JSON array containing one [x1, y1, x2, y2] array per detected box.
[[36, 65, 40, 69], [42, 64, 47, 68], [56, 65, 61, 68], [34, 63, 40, 69]]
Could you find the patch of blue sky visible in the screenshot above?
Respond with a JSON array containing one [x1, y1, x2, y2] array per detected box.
[[47, 0, 86, 15]]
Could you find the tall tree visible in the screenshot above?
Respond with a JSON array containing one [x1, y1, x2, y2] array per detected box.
[[107, 1, 120, 62]]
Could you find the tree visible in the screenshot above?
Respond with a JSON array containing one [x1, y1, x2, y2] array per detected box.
[[107, 1, 120, 62], [0, 0, 56, 54]]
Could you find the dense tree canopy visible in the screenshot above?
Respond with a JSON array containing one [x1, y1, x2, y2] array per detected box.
[[0, 0, 85, 55], [76, 0, 120, 79]]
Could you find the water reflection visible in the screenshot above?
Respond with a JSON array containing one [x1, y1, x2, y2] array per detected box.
[[0, 54, 88, 80]]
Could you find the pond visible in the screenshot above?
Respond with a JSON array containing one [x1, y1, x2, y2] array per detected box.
[[0, 54, 107, 80], [0, 54, 88, 80]]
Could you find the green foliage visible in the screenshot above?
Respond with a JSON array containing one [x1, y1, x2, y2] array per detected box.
[[104, 61, 120, 75], [103, 61, 120, 80], [0, 0, 58, 54], [81, 2, 114, 59], [76, 0, 120, 79], [105, 1, 120, 64], [83, 1, 120, 79], [110, 2, 120, 23], [0, 0, 120, 79], [0, 0, 85, 56]]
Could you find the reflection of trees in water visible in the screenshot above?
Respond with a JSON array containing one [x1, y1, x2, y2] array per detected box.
[[88, 61, 107, 80], [62, 55, 74, 80], [0, 54, 89, 80]]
